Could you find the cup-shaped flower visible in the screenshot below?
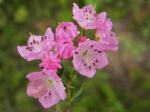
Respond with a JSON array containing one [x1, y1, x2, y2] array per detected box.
[[96, 19, 118, 51], [55, 22, 79, 42], [26, 70, 66, 108], [39, 52, 62, 71], [73, 3, 106, 30], [73, 40, 108, 78], [17, 27, 54, 61]]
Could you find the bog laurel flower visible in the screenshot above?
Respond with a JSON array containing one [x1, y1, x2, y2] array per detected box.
[[17, 3, 118, 109], [39, 52, 62, 71], [73, 40, 108, 78], [17, 27, 54, 61], [96, 18, 119, 51], [73, 3, 106, 29], [26, 70, 66, 108]]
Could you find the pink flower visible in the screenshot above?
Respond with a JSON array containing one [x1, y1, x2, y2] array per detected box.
[[26, 70, 66, 108], [55, 40, 75, 59], [96, 19, 118, 51], [73, 3, 106, 29], [55, 22, 79, 41], [17, 27, 54, 61], [39, 52, 62, 71], [73, 40, 108, 78]]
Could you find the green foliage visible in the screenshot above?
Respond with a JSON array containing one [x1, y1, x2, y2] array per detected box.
[[14, 6, 28, 23]]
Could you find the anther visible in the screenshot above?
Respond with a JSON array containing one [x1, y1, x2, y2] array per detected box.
[[41, 36, 44, 41], [64, 26, 67, 30], [95, 60, 98, 63], [75, 51, 78, 54], [94, 49, 98, 52], [98, 51, 102, 53], [33, 40, 36, 43], [89, 66, 91, 69], [26, 46, 30, 50], [91, 45, 94, 48]]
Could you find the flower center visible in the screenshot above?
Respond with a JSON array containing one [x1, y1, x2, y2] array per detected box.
[[26, 39, 42, 52], [47, 79, 53, 86], [82, 49, 88, 56]]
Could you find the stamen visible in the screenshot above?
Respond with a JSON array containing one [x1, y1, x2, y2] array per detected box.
[[48, 91, 51, 96], [98, 51, 102, 53], [26, 46, 32, 51], [95, 60, 98, 63], [44, 96, 47, 99], [84, 63, 86, 66], [93, 63, 95, 66], [26, 46, 30, 50], [75, 51, 78, 54], [82, 50, 88, 56], [41, 36, 44, 41], [91, 45, 94, 48], [89, 66, 91, 69], [33, 40, 36, 43], [94, 49, 98, 52], [63, 41, 67, 44], [40, 66, 44, 69], [29, 32, 33, 36], [64, 26, 67, 30]]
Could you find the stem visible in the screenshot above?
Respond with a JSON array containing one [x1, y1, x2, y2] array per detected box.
[[56, 103, 62, 112], [83, 29, 86, 36], [66, 74, 76, 112], [66, 80, 71, 104]]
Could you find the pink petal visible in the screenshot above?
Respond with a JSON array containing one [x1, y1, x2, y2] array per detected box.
[[93, 52, 108, 69], [42, 27, 55, 51], [27, 81, 47, 98], [96, 12, 107, 27], [44, 27, 54, 41], [55, 41, 74, 59], [55, 22, 79, 41], [17, 46, 41, 61], [73, 3, 85, 22], [26, 71, 44, 81], [39, 90, 60, 109]]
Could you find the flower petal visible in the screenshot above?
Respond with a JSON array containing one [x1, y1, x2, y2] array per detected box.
[[39, 90, 60, 109], [93, 52, 108, 69], [17, 46, 41, 61]]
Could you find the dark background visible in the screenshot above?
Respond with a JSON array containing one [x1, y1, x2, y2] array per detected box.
[[0, 0, 150, 112]]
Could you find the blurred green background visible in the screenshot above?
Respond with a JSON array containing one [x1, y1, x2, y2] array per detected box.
[[0, 0, 150, 112]]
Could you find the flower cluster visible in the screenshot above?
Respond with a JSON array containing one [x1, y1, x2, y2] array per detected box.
[[17, 3, 118, 109]]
